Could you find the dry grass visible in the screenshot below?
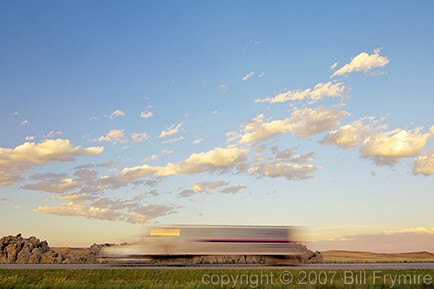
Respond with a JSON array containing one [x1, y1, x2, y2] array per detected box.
[[52, 247, 89, 259], [322, 250, 434, 263]]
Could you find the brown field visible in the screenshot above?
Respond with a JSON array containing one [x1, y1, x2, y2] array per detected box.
[[52, 247, 89, 259], [322, 250, 434, 263]]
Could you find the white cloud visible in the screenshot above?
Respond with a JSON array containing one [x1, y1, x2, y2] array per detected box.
[[34, 195, 175, 224], [179, 181, 247, 197], [360, 127, 433, 166], [192, 138, 203, 145], [160, 123, 183, 138], [23, 163, 156, 196], [255, 82, 348, 104], [320, 117, 381, 149], [238, 105, 349, 144], [385, 227, 434, 235], [160, 149, 173, 155], [109, 109, 125, 119], [22, 173, 80, 194], [93, 129, 127, 144], [20, 120, 30, 126], [329, 62, 338, 71], [249, 147, 319, 181], [284, 105, 350, 138], [140, 106, 154, 119], [131, 132, 149, 143], [0, 139, 103, 186], [120, 146, 248, 180], [140, 111, 153, 119], [258, 72, 265, 78], [242, 71, 255, 81], [192, 180, 227, 193], [25, 136, 35, 141], [331, 50, 390, 78], [126, 204, 176, 224], [43, 131, 63, 139], [249, 161, 319, 181], [145, 154, 158, 162], [413, 149, 434, 175]]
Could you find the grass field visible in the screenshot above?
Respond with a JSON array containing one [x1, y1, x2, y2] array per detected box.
[[1, 269, 433, 288]]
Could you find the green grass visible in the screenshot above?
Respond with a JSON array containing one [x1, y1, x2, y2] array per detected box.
[[0, 269, 433, 288]]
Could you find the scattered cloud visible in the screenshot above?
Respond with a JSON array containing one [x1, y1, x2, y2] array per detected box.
[[20, 120, 30, 126], [22, 173, 80, 194], [242, 71, 255, 81], [140, 111, 153, 119], [222, 185, 246, 194], [258, 72, 265, 78], [331, 50, 390, 78], [34, 194, 175, 224], [178, 189, 195, 198], [91, 130, 148, 144], [320, 117, 382, 149], [120, 146, 248, 180], [192, 138, 203, 145], [109, 109, 125, 119], [192, 180, 227, 193], [360, 127, 433, 166], [329, 62, 338, 71], [0, 139, 103, 186], [25, 136, 35, 141], [24, 163, 157, 196], [249, 148, 319, 181], [160, 149, 173, 155], [179, 181, 247, 197], [92, 129, 127, 144], [237, 105, 349, 144], [131, 132, 149, 143], [249, 161, 318, 181], [126, 204, 176, 223], [108, 109, 125, 119], [140, 106, 153, 119], [43, 131, 63, 139], [255, 81, 348, 104], [160, 123, 183, 138], [145, 154, 158, 162], [413, 149, 434, 175]]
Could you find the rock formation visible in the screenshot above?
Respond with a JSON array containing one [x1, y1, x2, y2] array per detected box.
[[0, 234, 76, 264]]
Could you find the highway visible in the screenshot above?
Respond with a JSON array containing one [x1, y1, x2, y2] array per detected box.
[[1, 263, 434, 270]]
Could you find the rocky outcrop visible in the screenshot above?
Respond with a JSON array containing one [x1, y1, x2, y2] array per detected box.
[[0, 234, 76, 264], [86, 243, 116, 263]]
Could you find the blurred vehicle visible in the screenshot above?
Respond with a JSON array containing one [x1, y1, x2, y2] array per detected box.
[[99, 225, 303, 263]]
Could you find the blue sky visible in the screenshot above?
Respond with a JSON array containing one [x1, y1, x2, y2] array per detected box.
[[0, 1, 433, 252]]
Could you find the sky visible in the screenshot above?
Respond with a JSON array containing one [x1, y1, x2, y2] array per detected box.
[[0, 1, 433, 252]]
